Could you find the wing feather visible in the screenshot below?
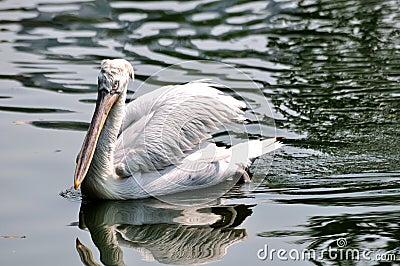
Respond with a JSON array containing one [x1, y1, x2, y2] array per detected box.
[[114, 80, 245, 174]]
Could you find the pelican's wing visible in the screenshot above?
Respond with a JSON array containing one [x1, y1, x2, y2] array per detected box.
[[114, 80, 246, 174]]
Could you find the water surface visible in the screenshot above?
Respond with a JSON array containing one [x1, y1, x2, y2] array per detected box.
[[0, 0, 399, 265]]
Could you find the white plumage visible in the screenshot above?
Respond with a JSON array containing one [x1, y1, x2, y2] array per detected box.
[[74, 59, 282, 199]]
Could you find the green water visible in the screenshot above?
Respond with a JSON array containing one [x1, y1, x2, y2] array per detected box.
[[0, 0, 399, 265]]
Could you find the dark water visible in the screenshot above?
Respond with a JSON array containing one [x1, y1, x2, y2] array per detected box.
[[1, 0, 399, 265]]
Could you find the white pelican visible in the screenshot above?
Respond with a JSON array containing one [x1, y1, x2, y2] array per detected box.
[[74, 59, 282, 199]]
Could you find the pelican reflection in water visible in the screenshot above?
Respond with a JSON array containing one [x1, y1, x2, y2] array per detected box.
[[76, 199, 254, 265], [74, 59, 282, 199]]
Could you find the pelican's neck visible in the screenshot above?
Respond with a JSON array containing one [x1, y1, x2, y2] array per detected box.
[[82, 91, 127, 198]]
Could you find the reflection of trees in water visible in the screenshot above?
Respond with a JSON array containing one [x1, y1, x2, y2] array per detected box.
[[10, 0, 400, 129], [266, 0, 400, 141], [76, 199, 253, 266], [258, 210, 400, 265], [262, 0, 400, 179]]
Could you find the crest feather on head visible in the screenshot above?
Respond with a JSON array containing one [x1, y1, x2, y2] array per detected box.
[[101, 59, 134, 79]]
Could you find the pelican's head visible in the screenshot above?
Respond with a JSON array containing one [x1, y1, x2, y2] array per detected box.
[[98, 59, 134, 94], [74, 59, 134, 190]]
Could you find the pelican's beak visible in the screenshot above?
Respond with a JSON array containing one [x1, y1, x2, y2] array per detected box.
[[74, 90, 119, 189]]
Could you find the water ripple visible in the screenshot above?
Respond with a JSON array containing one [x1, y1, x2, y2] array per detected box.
[[1, 0, 400, 264]]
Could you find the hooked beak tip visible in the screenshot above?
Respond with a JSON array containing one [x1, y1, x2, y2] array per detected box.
[[74, 181, 80, 190]]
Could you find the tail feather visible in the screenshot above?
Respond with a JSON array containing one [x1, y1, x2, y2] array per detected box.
[[231, 138, 282, 183], [174, 138, 282, 188], [230, 138, 283, 166]]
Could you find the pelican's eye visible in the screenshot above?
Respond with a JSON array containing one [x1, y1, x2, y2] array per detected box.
[[112, 80, 119, 90]]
